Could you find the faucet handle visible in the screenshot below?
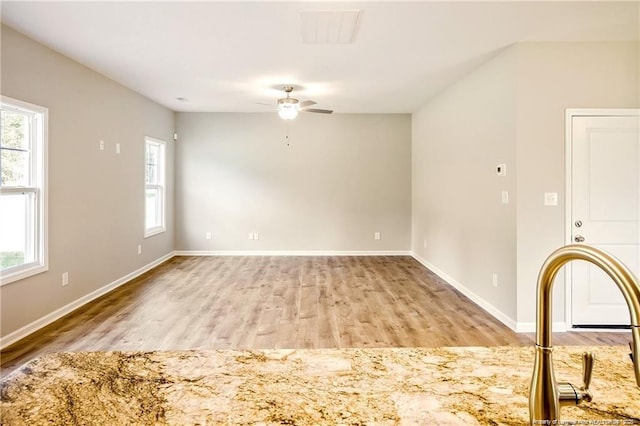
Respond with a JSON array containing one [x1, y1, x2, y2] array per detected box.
[[559, 352, 595, 406], [582, 352, 594, 391]]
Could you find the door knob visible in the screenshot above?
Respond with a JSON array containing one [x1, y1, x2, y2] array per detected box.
[[574, 235, 585, 243]]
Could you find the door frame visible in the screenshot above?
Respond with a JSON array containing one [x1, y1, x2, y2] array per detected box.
[[564, 108, 640, 329]]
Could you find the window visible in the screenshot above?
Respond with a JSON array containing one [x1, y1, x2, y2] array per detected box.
[[144, 137, 165, 237], [0, 97, 48, 285]]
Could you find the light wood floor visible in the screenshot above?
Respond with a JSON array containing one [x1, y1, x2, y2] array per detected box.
[[0, 256, 630, 377]]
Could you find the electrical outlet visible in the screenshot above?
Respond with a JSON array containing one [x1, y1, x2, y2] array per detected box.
[[492, 273, 498, 288], [99, 140, 105, 151], [501, 191, 509, 204], [374, 232, 381, 240], [116, 143, 121, 154], [206, 232, 212, 240], [248, 233, 254, 240], [254, 232, 260, 240], [62, 272, 69, 286], [137, 245, 142, 255]]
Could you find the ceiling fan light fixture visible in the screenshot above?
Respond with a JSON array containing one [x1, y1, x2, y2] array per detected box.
[[278, 103, 299, 120], [270, 86, 331, 119]]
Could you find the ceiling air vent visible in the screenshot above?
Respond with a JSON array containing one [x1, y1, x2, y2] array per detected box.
[[299, 10, 361, 44]]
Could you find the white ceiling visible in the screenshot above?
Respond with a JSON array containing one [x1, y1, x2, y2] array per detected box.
[[2, 1, 638, 113]]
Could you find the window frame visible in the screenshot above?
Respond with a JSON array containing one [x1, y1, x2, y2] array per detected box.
[[0, 96, 48, 286], [144, 136, 166, 238]]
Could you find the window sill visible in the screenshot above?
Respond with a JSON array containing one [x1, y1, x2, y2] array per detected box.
[[0, 263, 48, 286], [144, 227, 166, 239]]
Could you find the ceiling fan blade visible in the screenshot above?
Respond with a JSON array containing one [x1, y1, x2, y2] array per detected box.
[[299, 100, 317, 109], [255, 102, 274, 107], [302, 108, 333, 114]]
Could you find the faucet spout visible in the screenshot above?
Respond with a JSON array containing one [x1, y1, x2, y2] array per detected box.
[[530, 244, 640, 424], [631, 327, 640, 385]]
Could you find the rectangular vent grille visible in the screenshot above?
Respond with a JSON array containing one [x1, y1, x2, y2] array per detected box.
[[299, 10, 361, 44]]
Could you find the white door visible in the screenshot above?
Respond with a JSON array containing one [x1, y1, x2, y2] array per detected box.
[[570, 112, 640, 327]]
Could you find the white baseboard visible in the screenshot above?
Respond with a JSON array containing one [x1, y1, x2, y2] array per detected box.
[[515, 321, 568, 333], [411, 252, 518, 332], [174, 250, 412, 256], [0, 251, 176, 350], [515, 323, 629, 333], [560, 327, 629, 333]]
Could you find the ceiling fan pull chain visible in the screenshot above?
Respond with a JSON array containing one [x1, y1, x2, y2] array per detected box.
[[285, 122, 291, 147]]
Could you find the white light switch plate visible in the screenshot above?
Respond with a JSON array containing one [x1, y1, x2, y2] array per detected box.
[[544, 192, 558, 206], [501, 191, 509, 204]]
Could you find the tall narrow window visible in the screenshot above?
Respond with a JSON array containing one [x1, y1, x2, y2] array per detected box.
[[0, 97, 48, 285], [144, 137, 165, 237]]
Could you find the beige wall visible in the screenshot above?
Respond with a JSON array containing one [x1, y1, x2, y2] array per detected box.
[[515, 42, 639, 326], [0, 25, 175, 338], [175, 113, 411, 252], [412, 46, 518, 323], [412, 42, 639, 329]]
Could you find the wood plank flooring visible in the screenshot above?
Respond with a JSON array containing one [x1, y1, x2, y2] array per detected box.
[[0, 256, 631, 377]]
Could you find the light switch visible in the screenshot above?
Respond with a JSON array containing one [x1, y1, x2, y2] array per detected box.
[[544, 192, 558, 206], [501, 191, 509, 204]]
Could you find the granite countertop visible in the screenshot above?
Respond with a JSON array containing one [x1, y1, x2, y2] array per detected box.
[[1, 346, 638, 425]]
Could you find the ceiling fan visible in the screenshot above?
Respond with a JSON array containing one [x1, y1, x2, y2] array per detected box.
[[267, 86, 333, 120]]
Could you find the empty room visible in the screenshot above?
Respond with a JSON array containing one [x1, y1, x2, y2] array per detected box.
[[1, 1, 639, 424]]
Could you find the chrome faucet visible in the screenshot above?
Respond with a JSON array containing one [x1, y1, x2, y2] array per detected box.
[[529, 244, 640, 424]]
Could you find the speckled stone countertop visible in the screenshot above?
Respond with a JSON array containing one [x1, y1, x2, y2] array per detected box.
[[1, 346, 638, 425]]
